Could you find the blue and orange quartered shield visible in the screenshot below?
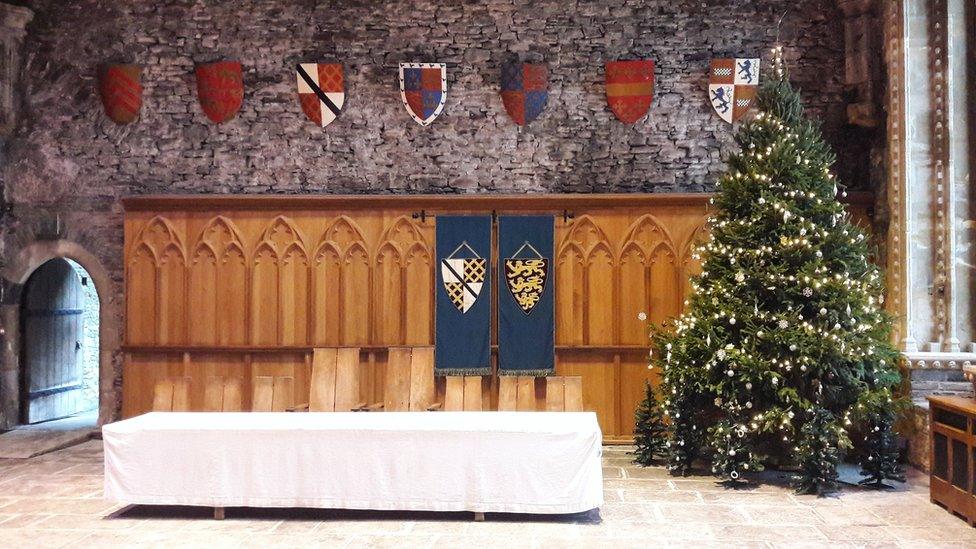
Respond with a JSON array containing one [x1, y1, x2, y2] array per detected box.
[[500, 63, 548, 125], [399, 63, 447, 126]]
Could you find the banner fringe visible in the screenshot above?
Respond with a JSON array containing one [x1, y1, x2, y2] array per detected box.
[[498, 369, 553, 377], [435, 368, 491, 377]]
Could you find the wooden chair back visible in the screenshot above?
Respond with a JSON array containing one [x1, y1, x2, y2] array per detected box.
[[498, 375, 583, 412], [252, 375, 294, 412], [444, 375, 485, 411], [308, 347, 363, 412], [384, 346, 436, 411], [204, 376, 243, 412], [152, 377, 191, 412]]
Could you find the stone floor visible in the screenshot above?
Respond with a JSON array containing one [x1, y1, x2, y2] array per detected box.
[[0, 442, 974, 548]]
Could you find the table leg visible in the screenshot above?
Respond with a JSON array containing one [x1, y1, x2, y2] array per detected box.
[[214, 506, 225, 520], [473, 512, 485, 522]]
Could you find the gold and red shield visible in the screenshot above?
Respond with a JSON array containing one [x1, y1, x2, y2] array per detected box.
[[98, 64, 142, 124], [195, 61, 244, 124], [605, 60, 654, 124]]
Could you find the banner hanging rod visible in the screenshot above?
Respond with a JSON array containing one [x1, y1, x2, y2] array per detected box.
[[411, 209, 575, 224]]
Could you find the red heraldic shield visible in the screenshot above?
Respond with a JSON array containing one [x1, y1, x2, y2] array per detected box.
[[98, 64, 142, 124], [605, 60, 654, 124], [296, 63, 344, 127], [195, 61, 244, 124]]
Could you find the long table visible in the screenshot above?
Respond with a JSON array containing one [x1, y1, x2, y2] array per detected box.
[[103, 411, 603, 515]]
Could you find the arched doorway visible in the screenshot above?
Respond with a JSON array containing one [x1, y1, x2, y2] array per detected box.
[[1, 239, 117, 430], [19, 258, 100, 425]]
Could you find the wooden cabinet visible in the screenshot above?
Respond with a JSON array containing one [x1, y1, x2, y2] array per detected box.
[[928, 396, 976, 526]]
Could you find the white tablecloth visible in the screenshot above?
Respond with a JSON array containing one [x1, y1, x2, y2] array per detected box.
[[103, 412, 603, 514]]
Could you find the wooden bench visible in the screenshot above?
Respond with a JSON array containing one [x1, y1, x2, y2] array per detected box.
[[252, 375, 294, 412], [203, 376, 243, 412], [152, 377, 191, 412], [498, 376, 583, 412]]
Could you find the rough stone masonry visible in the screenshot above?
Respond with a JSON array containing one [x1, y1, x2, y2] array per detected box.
[[0, 0, 859, 418]]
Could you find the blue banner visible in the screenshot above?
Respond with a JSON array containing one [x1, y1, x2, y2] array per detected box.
[[498, 216, 554, 376], [435, 216, 492, 376]]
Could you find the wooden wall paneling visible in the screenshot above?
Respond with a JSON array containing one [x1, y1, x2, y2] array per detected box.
[[334, 347, 362, 411], [555, 224, 585, 345], [190, 352, 248, 411], [171, 376, 191, 411], [222, 378, 243, 412], [139, 217, 189, 345], [444, 376, 464, 411], [557, 350, 616, 435], [123, 353, 184, 417], [127, 216, 188, 345], [253, 376, 273, 411], [463, 376, 483, 411], [680, 222, 708, 299], [374, 242, 403, 345], [340, 226, 371, 346], [618, 350, 657, 436], [151, 378, 173, 411], [497, 376, 517, 411], [271, 376, 295, 412], [515, 376, 535, 411], [563, 376, 583, 412], [618, 214, 680, 339], [251, 243, 279, 345], [312, 237, 342, 345], [408, 346, 436, 411], [546, 377, 565, 411], [384, 347, 411, 411], [310, 348, 338, 412], [250, 353, 306, 411]]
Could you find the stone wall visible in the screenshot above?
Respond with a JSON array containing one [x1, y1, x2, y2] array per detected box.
[[0, 0, 860, 419]]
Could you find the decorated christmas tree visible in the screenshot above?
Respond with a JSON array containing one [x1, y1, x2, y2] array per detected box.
[[653, 47, 902, 494], [633, 381, 668, 466]]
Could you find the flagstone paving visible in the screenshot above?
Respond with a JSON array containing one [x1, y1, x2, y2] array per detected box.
[[0, 441, 973, 547]]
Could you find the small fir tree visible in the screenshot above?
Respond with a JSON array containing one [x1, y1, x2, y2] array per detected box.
[[633, 381, 668, 466], [856, 388, 906, 487], [652, 47, 902, 494]]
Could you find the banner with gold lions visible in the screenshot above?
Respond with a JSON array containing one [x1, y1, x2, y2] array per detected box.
[[435, 216, 492, 376], [498, 216, 554, 377]]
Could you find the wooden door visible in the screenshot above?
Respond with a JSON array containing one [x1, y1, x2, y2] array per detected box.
[[21, 259, 87, 423]]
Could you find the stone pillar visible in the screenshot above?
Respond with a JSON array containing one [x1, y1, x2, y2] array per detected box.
[[0, 3, 32, 136], [0, 302, 20, 429], [886, 0, 975, 399]]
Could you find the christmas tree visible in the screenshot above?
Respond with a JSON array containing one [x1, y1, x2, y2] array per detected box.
[[652, 47, 902, 494], [633, 381, 667, 466]]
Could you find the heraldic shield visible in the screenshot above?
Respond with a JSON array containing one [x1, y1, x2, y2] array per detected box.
[[399, 63, 447, 126], [441, 242, 486, 314], [605, 60, 654, 124], [296, 63, 344, 127], [195, 61, 244, 124], [504, 242, 549, 315], [98, 64, 142, 124], [709, 58, 759, 124], [500, 63, 548, 125]]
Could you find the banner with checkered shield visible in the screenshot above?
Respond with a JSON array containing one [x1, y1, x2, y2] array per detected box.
[[435, 216, 492, 376]]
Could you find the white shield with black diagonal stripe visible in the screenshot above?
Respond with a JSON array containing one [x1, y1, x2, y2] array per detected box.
[[441, 257, 486, 313], [296, 63, 345, 127]]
